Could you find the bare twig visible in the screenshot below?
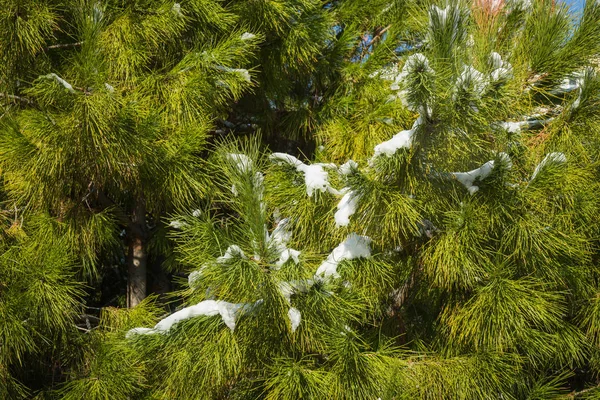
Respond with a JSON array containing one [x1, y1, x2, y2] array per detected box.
[[0, 93, 33, 104], [361, 25, 392, 58], [567, 385, 600, 398], [44, 41, 83, 51]]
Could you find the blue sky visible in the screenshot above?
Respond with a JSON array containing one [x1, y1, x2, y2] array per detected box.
[[566, 0, 585, 12]]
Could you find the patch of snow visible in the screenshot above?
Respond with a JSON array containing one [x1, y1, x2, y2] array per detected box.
[[315, 233, 372, 279], [169, 220, 188, 229], [227, 153, 253, 173], [275, 248, 301, 268], [270, 153, 339, 196], [44, 73, 75, 93], [369, 65, 399, 80], [127, 299, 262, 337], [398, 53, 434, 82], [268, 218, 301, 268], [215, 66, 251, 82], [171, 3, 182, 17], [104, 83, 114, 92], [371, 115, 423, 160], [288, 307, 301, 332], [530, 152, 566, 181], [339, 160, 358, 176], [452, 153, 511, 195], [334, 190, 361, 228], [489, 52, 513, 81], [126, 328, 154, 338], [192, 209, 201, 217], [188, 264, 209, 288], [217, 245, 247, 263], [241, 32, 256, 41], [456, 65, 487, 96]]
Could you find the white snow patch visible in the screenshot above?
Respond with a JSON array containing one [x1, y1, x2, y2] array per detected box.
[[530, 152, 566, 181], [188, 264, 209, 288], [44, 73, 75, 93], [169, 220, 188, 229], [489, 52, 513, 81], [126, 299, 259, 337], [339, 160, 358, 176], [456, 65, 487, 96], [268, 218, 301, 268], [397, 53, 434, 82], [288, 307, 301, 332], [452, 153, 511, 195], [171, 3, 182, 17], [270, 153, 339, 196], [241, 32, 256, 41], [192, 209, 201, 217], [215, 66, 251, 82], [217, 245, 247, 263], [275, 248, 301, 268], [227, 153, 253, 173], [104, 83, 114, 92], [369, 65, 399, 80], [371, 115, 423, 160], [315, 233, 372, 279], [334, 190, 361, 228]]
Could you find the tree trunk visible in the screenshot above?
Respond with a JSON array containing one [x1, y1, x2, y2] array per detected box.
[[127, 200, 147, 308]]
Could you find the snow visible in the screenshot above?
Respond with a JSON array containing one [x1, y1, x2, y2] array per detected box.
[[227, 153, 253, 173], [489, 52, 513, 81], [215, 66, 251, 82], [126, 328, 154, 337], [315, 233, 372, 279], [339, 160, 358, 176], [188, 264, 210, 288], [498, 119, 553, 134], [268, 218, 301, 268], [500, 121, 523, 133], [371, 115, 423, 159], [104, 83, 114, 92], [452, 153, 511, 195], [127, 299, 263, 337], [169, 220, 188, 229], [288, 307, 301, 332], [241, 32, 256, 41], [399, 53, 433, 80], [275, 249, 301, 268], [334, 190, 360, 227], [369, 65, 399, 80], [171, 3, 182, 17], [192, 209, 201, 217], [371, 54, 433, 111], [270, 153, 339, 196], [44, 73, 75, 93], [530, 152, 566, 181], [270, 218, 292, 250], [373, 129, 413, 156], [456, 65, 487, 96], [217, 245, 247, 263], [430, 5, 449, 26]]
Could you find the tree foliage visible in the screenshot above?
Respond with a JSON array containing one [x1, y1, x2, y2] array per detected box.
[[1, 0, 600, 398]]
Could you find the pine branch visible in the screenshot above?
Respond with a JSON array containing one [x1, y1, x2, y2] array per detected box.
[[0, 93, 33, 104], [44, 41, 84, 51], [567, 385, 600, 398], [361, 25, 392, 58]]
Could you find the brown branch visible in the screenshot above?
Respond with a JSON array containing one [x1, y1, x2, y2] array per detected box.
[[567, 385, 600, 398], [361, 25, 392, 58], [44, 41, 83, 51], [0, 93, 33, 104]]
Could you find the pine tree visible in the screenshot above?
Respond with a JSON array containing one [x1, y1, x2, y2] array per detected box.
[[2, 0, 600, 398]]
